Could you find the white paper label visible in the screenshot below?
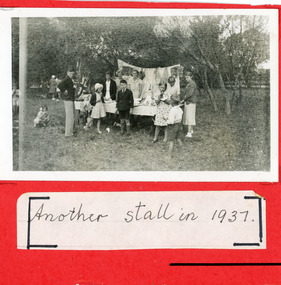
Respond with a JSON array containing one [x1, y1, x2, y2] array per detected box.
[[17, 191, 266, 250]]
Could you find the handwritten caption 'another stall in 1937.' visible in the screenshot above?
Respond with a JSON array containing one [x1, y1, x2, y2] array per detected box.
[[17, 191, 266, 250]]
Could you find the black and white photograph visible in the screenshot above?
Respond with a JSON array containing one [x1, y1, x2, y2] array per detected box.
[[1, 8, 278, 181]]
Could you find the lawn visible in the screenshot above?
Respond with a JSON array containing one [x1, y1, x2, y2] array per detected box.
[[14, 88, 270, 171]]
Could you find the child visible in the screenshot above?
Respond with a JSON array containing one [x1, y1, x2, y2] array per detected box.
[[84, 83, 106, 134], [56, 78, 62, 100], [116, 79, 134, 136], [166, 94, 183, 158], [12, 85, 20, 115], [77, 90, 91, 125], [34, 105, 50, 127], [182, 71, 198, 137], [34, 106, 43, 127], [152, 82, 171, 143]]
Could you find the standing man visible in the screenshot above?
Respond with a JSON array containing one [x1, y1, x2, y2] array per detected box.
[[58, 66, 76, 137], [102, 71, 117, 101]]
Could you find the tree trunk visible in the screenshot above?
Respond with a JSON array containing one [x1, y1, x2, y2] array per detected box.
[[204, 69, 218, 112], [217, 72, 231, 115]]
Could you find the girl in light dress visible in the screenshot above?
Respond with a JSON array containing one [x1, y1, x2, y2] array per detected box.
[[152, 82, 171, 143], [84, 83, 106, 134]]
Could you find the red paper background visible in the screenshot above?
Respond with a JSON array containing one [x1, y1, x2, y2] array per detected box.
[[0, 1, 281, 284]]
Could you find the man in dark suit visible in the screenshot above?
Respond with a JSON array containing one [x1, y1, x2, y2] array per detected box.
[[116, 80, 134, 135], [57, 66, 76, 137], [102, 71, 117, 101]]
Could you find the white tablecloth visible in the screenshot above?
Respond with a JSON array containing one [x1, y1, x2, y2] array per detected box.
[[75, 101, 157, 116], [104, 101, 157, 116], [131, 105, 157, 116]]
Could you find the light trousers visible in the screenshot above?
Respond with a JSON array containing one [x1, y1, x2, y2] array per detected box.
[[64, 100, 75, 136]]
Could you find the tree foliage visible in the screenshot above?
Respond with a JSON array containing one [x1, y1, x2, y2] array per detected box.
[[12, 14, 270, 111]]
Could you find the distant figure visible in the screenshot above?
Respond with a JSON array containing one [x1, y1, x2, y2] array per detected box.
[[34, 105, 50, 127], [12, 85, 20, 115], [56, 78, 62, 100], [49, 75, 57, 101], [182, 71, 198, 138], [116, 80, 134, 136], [167, 94, 183, 159], [57, 66, 76, 137], [102, 71, 117, 101], [84, 83, 106, 134]]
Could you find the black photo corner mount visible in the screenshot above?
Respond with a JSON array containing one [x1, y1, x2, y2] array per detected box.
[[171, 195, 266, 267], [27, 196, 58, 250]]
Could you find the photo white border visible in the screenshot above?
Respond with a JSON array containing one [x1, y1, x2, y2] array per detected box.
[[0, 8, 278, 182]]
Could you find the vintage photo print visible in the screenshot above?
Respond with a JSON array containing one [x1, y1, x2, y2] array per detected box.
[[0, 8, 278, 181]]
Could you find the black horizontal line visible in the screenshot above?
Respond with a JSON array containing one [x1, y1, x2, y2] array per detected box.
[[233, 243, 260, 246], [170, 263, 281, 266], [29, 245, 58, 248], [29, 197, 50, 200], [244, 196, 259, 199]]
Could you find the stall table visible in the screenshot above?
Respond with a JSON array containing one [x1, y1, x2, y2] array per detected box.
[[75, 101, 157, 117], [104, 101, 157, 116]]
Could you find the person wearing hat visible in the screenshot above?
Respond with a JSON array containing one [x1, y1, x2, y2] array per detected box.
[[49, 75, 57, 101], [166, 94, 184, 159], [83, 83, 106, 134], [57, 66, 76, 137]]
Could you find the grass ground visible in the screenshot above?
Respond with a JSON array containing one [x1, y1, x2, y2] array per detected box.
[[14, 88, 270, 171]]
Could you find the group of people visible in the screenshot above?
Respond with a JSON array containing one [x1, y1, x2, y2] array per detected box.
[[56, 66, 198, 157]]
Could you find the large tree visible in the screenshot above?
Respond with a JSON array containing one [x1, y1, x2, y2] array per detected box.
[[154, 15, 270, 114], [222, 15, 269, 87]]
